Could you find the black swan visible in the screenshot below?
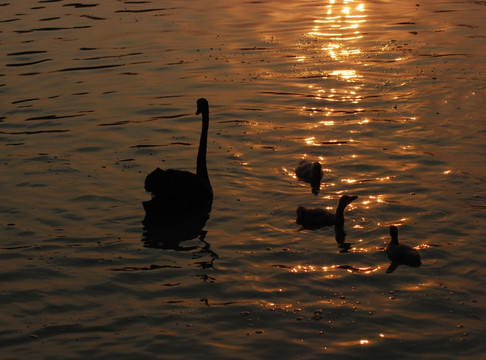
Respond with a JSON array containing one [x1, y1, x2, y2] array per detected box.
[[142, 98, 213, 244], [295, 160, 322, 195], [296, 195, 357, 229], [385, 225, 421, 273]]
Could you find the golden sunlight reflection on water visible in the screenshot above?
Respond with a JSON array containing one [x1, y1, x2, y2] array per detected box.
[[290, 264, 381, 274], [302, 0, 366, 112]]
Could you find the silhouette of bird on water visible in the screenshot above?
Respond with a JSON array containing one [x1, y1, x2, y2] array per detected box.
[[296, 195, 357, 229], [385, 225, 421, 273], [142, 98, 213, 246], [296, 195, 357, 252], [295, 159, 323, 195]]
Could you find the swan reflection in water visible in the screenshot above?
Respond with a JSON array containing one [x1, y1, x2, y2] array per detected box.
[[297, 195, 357, 252], [141, 98, 215, 256]]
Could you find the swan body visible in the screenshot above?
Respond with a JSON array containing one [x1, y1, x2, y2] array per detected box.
[[296, 195, 357, 229], [385, 226, 421, 273], [295, 160, 322, 195], [143, 98, 213, 226], [144, 168, 212, 211]]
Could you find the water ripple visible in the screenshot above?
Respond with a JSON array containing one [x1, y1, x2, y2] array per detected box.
[[56, 64, 123, 72], [14, 25, 91, 33], [6, 59, 52, 67]]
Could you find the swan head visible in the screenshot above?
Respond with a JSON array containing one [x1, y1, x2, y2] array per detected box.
[[196, 98, 209, 115]]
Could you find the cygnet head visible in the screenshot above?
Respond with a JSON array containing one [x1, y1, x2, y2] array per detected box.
[[338, 195, 358, 207], [196, 98, 209, 115], [311, 162, 322, 177]]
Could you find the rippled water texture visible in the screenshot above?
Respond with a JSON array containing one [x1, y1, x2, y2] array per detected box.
[[1, 0, 485, 359]]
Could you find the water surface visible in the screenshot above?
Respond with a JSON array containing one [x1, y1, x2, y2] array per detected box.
[[1, 0, 485, 359]]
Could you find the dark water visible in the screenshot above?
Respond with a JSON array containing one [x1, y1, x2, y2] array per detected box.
[[1, 1, 485, 359]]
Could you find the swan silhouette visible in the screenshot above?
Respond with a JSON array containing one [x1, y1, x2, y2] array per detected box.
[[385, 225, 421, 273], [295, 160, 322, 195], [142, 98, 213, 244], [296, 195, 357, 229]]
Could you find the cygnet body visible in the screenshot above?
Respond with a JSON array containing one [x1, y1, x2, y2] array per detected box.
[[385, 225, 421, 273], [295, 160, 322, 182], [295, 160, 323, 195], [296, 195, 357, 229]]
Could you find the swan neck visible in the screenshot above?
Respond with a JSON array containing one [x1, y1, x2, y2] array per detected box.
[[196, 109, 211, 192]]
